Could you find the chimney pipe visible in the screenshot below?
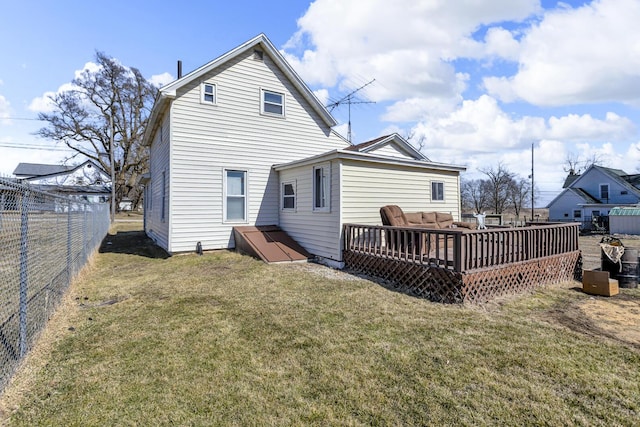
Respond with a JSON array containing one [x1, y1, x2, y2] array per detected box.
[[177, 60, 182, 79]]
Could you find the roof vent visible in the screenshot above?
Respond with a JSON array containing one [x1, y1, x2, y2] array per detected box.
[[253, 49, 264, 61]]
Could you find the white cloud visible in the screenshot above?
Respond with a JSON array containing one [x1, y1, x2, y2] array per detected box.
[[28, 82, 76, 113], [411, 95, 546, 155], [483, 27, 521, 61], [29, 61, 170, 113], [313, 88, 329, 106], [407, 96, 637, 203], [0, 94, 11, 124], [285, 0, 540, 113], [547, 112, 636, 142], [149, 72, 174, 88], [485, 0, 640, 106]]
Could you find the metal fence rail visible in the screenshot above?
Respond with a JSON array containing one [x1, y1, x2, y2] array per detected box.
[[0, 177, 109, 392]]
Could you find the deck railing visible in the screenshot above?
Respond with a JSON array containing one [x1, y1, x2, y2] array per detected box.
[[343, 222, 580, 273]]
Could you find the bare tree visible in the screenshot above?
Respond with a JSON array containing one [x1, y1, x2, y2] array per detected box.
[[461, 179, 491, 213], [479, 162, 515, 214], [36, 52, 157, 210], [404, 130, 427, 153], [563, 151, 605, 175], [507, 177, 531, 223]]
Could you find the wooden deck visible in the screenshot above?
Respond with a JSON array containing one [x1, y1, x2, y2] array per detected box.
[[343, 223, 582, 304]]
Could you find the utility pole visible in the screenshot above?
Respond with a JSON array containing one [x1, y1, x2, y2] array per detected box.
[[531, 143, 534, 222], [110, 113, 116, 223]]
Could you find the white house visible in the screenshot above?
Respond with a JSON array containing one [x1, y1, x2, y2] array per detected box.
[[547, 165, 640, 226], [13, 160, 111, 203], [142, 34, 466, 266]]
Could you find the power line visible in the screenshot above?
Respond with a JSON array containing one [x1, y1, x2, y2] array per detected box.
[[0, 142, 73, 152], [0, 117, 44, 121]]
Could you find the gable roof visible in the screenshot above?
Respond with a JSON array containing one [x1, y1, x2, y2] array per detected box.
[[13, 160, 107, 180], [274, 148, 464, 173], [545, 187, 600, 209], [144, 34, 337, 144], [13, 163, 75, 178], [563, 165, 640, 197], [345, 133, 428, 161], [572, 188, 601, 204], [562, 172, 580, 188]]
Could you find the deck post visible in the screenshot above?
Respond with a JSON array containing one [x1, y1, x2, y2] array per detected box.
[[453, 232, 463, 272]]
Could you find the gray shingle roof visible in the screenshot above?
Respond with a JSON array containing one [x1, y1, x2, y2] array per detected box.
[[13, 163, 75, 178]]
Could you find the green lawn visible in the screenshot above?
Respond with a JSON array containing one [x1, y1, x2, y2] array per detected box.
[[1, 224, 639, 426]]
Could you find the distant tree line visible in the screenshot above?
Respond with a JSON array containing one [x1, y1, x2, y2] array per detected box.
[[461, 162, 532, 220]]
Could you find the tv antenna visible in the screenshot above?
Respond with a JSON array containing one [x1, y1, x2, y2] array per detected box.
[[326, 79, 376, 143]]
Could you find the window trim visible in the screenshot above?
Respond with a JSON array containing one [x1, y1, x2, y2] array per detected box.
[[313, 164, 330, 212], [599, 183, 609, 200], [281, 180, 296, 211], [200, 82, 217, 105], [260, 88, 285, 117], [431, 181, 445, 202], [223, 169, 248, 223]]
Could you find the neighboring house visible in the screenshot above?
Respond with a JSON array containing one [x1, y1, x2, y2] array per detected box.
[[547, 165, 640, 225], [13, 160, 111, 203], [142, 34, 466, 266]]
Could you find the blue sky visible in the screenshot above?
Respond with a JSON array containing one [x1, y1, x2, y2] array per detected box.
[[1, 0, 639, 206]]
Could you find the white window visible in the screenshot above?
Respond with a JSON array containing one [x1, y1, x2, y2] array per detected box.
[[201, 83, 216, 105], [600, 184, 609, 200], [313, 165, 330, 211], [282, 181, 296, 210], [431, 181, 444, 201], [261, 89, 284, 116], [225, 170, 247, 222]]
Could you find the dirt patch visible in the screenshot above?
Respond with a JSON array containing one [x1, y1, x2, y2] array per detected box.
[[547, 235, 640, 350], [99, 230, 170, 259], [547, 292, 640, 350], [578, 296, 640, 345]]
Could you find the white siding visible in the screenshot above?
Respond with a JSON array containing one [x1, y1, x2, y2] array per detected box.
[[279, 159, 462, 263], [146, 115, 171, 250], [548, 190, 585, 221], [341, 160, 462, 225], [610, 215, 640, 235], [572, 168, 640, 205], [278, 160, 342, 261], [167, 48, 346, 252], [366, 143, 413, 159]]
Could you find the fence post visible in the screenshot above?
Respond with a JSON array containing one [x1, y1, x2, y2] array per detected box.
[[67, 200, 72, 284], [19, 190, 30, 357]]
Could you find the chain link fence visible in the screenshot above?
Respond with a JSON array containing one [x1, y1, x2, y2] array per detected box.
[[0, 177, 110, 392]]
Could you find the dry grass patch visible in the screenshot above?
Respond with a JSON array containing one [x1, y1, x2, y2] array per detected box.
[[0, 225, 639, 425]]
